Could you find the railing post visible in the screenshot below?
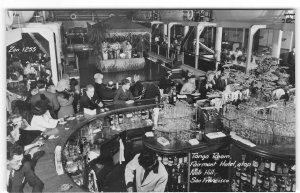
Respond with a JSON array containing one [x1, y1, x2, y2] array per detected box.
[[195, 25, 200, 69], [215, 27, 223, 71]]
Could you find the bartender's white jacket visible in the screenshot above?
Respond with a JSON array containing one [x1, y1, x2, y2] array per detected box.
[[125, 153, 168, 192]]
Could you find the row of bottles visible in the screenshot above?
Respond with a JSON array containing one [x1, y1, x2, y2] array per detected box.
[[231, 154, 296, 192], [109, 109, 152, 126], [168, 86, 177, 105], [202, 108, 220, 122], [157, 154, 189, 192]]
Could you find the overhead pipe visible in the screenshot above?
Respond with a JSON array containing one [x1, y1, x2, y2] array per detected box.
[[12, 11, 35, 24]]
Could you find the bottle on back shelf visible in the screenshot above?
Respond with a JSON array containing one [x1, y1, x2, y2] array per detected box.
[[168, 156, 173, 166], [173, 88, 177, 104], [264, 159, 271, 173], [231, 175, 239, 192], [173, 156, 178, 166], [183, 156, 188, 163], [258, 158, 265, 172], [263, 174, 270, 191], [270, 160, 276, 172], [276, 163, 283, 174], [289, 164, 295, 175], [252, 168, 258, 187], [257, 172, 263, 190], [279, 177, 286, 192], [252, 157, 259, 169], [171, 166, 177, 182], [282, 163, 289, 174], [180, 164, 185, 183], [291, 177, 296, 192], [180, 184, 184, 192], [269, 176, 278, 192], [177, 165, 182, 184], [168, 92, 173, 105], [285, 174, 292, 192]]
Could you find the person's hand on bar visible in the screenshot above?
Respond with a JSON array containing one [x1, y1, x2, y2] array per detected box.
[[126, 100, 134, 104]]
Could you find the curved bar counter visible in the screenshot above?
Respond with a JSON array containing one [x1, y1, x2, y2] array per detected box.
[[231, 140, 295, 162], [143, 135, 230, 155], [34, 98, 295, 192], [34, 99, 158, 192]]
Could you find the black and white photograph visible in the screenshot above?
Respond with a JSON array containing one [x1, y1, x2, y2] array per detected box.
[[4, 8, 296, 192]]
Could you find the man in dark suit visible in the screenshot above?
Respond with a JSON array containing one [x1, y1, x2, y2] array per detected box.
[[94, 73, 116, 100], [80, 84, 103, 112], [30, 79, 60, 117], [113, 79, 135, 105], [129, 74, 144, 99], [7, 144, 44, 193], [142, 82, 160, 100]]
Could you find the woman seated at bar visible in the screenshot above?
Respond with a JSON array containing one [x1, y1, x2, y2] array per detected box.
[[113, 79, 135, 105], [30, 100, 59, 136], [80, 84, 103, 111], [180, 75, 196, 94]]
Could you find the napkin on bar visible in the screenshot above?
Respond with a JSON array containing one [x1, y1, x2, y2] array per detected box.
[[230, 133, 256, 147], [205, 132, 226, 139]]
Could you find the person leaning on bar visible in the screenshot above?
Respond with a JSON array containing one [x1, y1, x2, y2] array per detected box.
[[94, 73, 116, 100], [113, 79, 135, 105], [80, 84, 103, 112]]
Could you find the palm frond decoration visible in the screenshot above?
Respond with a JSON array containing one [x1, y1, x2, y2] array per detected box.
[[87, 22, 110, 57]]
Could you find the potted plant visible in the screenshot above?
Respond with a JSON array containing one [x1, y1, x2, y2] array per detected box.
[[87, 22, 109, 58]]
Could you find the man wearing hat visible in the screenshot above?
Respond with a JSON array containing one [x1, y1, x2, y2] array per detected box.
[[94, 73, 116, 100], [180, 75, 196, 94]]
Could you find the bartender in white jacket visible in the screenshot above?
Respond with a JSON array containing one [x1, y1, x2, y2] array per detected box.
[[125, 149, 168, 192]]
